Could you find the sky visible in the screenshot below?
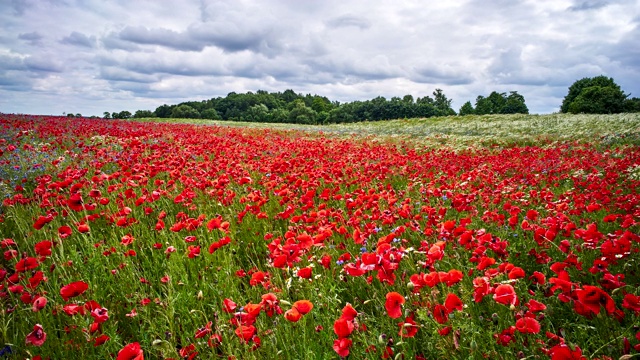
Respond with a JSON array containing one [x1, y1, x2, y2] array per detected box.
[[1, 0, 639, 116]]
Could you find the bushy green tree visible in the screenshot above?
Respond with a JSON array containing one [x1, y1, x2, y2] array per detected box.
[[474, 91, 528, 114], [170, 105, 200, 119], [201, 108, 221, 120], [115, 111, 132, 119], [154, 105, 173, 118], [246, 104, 270, 122], [288, 99, 317, 124], [458, 101, 475, 116], [567, 86, 626, 114], [133, 110, 154, 118], [561, 76, 627, 113], [502, 91, 529, 114], [624, 97, 640, 112]]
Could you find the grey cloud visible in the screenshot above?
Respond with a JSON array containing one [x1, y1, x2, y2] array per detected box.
[[24, 55, 64, 73], [0, 54, 63, 73], [306, 55, 401, 82], [325, 14, 371, 30], [18, 32, 43, 45], [61, 31, 96, 48], [118, 26, 203, 51], [487, 47, 523, 84], [114, 55, 226, 77], [100, 67, 158, 83], [188, 22, 282, 56], [101, 32, 144, 51], [568, 0, 610, 11], [412, 66, 474, 86], [113, 23, 282, 56], [10, 0, 28, 15]]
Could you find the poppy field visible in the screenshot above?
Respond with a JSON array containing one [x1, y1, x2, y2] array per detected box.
[[1, 113, 640, 359]]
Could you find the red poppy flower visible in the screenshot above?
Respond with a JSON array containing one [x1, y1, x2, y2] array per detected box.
[[432, 304, 449, 324], [34, 240, 52, 257], [515, 317, 541, 334], [333, 338, 352, 357], [333, 318, 354, 338], [25, 324, 46, 346], [574, 285, 615, 316], [297, 267, 312, 279], [622, 294, 640, 314], [58, 225, 73, 238], [223, 298, 237, 313], [493, 284, 517, 306], [235, 325, 256, 343], [385, 291, 405, 319], [32, 296, 47, 312], [195, 321, 212, 339], [284, 308, 302, 322], [93, 334, 110, 347], [60, 280, 88, 301], [398, 316, 419, 338], [293, 300, 313, 315], [117, 342, 144, 360], [15, 257, 39, 272], [90, 307, 109, 323], [549, 343, 586, 360], [444, 293, 463, 312], [526, 299, 547, 312], [341, 303, 358, 321]]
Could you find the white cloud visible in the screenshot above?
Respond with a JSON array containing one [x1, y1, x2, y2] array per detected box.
[[0, 0, 639, 116]]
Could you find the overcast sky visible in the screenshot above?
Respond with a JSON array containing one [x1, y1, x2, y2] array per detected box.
[[1, 0, 639, 116]]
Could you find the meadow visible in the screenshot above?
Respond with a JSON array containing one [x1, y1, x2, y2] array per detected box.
[[1, 113, 639, 359]]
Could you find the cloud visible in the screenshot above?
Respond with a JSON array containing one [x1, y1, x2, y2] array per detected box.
[[1, 0, 639, 115], [325, 14, 371, 30], [60, 31, 96, 48], [18, 32, 43, 45], [117, 26, 202, 52], [412, 65, 474, 86], [568, 0, 610, 11]]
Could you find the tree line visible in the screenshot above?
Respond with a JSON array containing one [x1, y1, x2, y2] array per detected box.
[[99, 76, 638, 124]]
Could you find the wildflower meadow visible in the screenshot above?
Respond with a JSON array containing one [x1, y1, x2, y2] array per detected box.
[[1, 113, 639, 359]]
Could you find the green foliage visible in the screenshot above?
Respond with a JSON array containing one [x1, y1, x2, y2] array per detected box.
[[288, 99, 317, 124], [124, 88, 458, 125], [170, 105, 200, 119], [567, 85, 627, 114], [475, 91, 528, 115], [113, 111, 132, 119], [133, 110, 154, 118], [200, 108, 221, 120], [103, 112, 111, 119], [561, 75, 627, 113], [625, 97, 640, 112], [458, 101, 475, 116]]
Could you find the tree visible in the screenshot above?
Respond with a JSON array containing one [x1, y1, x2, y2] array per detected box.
[[116, 111, 132, 119], [201, 108, 221, 120], [103, 112, 111, 119], [624, 97, 640, 112], [458, 101, 475, 116], [561, 76, 627, 113], [501, 91, 529, 114], [246, 104, 270, 122], [133, 110, 154, 118], [567, 86, 626, 114], [433, 89, 456, 116], [474, 91, 528, 114], [170, 105, 200, 119], [154, 104, 173, 118], [288, 99, 317, 124]]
